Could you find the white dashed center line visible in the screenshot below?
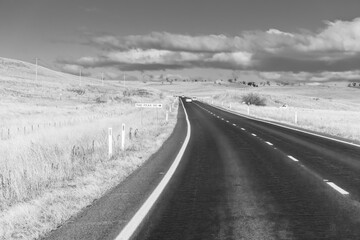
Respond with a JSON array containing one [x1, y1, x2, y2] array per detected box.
[[232, 124, 236, 126], [326, 182, 349, 195], [251, 133, 257, 136], [288, 156, 299, 162], [241, 128, 245, 131], [266, 141, 273, 146]]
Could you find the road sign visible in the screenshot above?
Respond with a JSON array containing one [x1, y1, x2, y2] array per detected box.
[[135, 103, 163, 108]]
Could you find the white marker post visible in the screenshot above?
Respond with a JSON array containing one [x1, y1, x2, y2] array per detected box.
[[166, 111, 169, 122], [121, 124, 125, 151], [229, 103, 232, 109], [108, 128, 113, 157], [295, 111, 298, 124], [247, 105, 250, 115]]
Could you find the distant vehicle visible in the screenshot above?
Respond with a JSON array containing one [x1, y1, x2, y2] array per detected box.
[[185, 98, 192, 103], [192, 97, 197, 101]]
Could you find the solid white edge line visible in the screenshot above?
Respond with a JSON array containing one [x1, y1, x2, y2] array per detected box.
[[208, 103, 360, 148], [288, 155, 299, 162], [266, 141, 273, 146], [115, 98, 191, 240], [327, 182, 349, 195]]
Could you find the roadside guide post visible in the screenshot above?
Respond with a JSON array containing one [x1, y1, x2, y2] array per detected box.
[[166, 111, 169, 122], [295, 111, 298, 124], [108, 128, 113, 157], [121, 124, 125, 151]]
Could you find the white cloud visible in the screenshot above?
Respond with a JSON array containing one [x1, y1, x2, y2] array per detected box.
[[298, 18, 360, 52], [61, 17, 360, 77], [209, 52, 253, 66], [267, 29, 294, 37]]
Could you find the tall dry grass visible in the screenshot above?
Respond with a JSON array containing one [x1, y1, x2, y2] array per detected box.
[[0, 100, 175, 208], [210, 94, 360, 143], [0, 95, 178, 239]]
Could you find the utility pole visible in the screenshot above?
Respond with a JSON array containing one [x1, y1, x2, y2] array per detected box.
[[80, 68, 82, 87], [123, 73, 125, 88], [35, 58, 38, 82]]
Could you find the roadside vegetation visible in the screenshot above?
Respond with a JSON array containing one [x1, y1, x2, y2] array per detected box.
[[241, 93, 266, 106], [0, 58, 178, 239], [211, 90, 360, 143]]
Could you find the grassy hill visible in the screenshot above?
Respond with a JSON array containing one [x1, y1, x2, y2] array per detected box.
[[0, 57, 178, 240]]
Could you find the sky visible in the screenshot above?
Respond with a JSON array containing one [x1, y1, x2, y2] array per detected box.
[[1, 0, 360, 81]]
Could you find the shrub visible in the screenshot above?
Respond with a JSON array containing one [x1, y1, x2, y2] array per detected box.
[[67, 88, 85, 95], [242, 93, 266, 106]]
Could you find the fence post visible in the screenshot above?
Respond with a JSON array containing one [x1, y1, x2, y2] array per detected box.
[[295, 111, 298, 124], [108, 128, 113, 157], [166, 111, 169, 122], [229, 103, 232, 109], [121, 124, 125, 151]]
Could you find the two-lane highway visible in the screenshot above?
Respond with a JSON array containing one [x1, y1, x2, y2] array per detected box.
[[42, 98, 360, 240], [137, 99, 360, 240]]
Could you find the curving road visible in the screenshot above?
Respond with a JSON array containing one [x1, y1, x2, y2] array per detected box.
[[137, 99, 360, 240], [43, 98, 360, 240]]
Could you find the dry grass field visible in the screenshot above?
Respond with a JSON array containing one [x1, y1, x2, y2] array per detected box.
[[0, 58, 178, 239], [153, 80, 360, 143]]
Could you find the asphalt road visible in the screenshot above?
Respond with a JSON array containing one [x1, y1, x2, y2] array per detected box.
[[137, 100, 360, 240], [42, 99, 360, 240]]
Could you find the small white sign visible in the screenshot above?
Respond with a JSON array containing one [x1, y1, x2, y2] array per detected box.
[[135, 103, 163, 108]]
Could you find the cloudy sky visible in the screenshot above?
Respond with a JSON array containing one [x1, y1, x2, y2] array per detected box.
[[2, 0, 360, 81]]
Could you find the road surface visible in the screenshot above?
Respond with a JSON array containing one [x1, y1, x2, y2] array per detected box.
[[43, 99, 360, 240], [138, 99, 360, 240]]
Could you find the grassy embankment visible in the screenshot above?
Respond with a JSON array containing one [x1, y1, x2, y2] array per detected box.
[[209, 86, 360, 143], [0, 57, 178, 239]]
